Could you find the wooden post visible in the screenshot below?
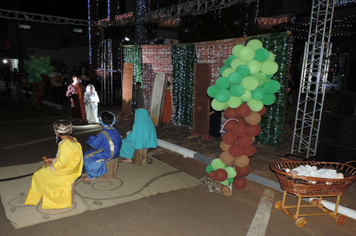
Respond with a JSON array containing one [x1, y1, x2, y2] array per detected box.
[[102, 158, 119, 179], [118, 63, 134, 120], [149, 72, 168, 127], [188, 63, 212, 142], [133, 148, 147, 165]]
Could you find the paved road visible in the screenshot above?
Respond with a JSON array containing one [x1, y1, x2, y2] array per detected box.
[[1, 102, 355, 236]]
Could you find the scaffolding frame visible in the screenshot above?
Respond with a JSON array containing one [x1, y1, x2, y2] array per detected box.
[[291, 0, 335, 159]]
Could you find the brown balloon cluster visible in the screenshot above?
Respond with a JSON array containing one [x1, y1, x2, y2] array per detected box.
[[219, 102, 266, 190]]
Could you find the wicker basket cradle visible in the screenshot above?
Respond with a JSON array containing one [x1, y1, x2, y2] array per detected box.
[[269, 161, 356, 227]]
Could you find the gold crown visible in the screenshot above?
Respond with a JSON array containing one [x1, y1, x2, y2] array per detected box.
[[53, 119, 72, 135]]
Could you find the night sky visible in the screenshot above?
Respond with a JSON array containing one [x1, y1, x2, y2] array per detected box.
[[0, 0, 89, 20]]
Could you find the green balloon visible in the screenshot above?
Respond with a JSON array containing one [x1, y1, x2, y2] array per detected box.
[[254, 48, 270, 62], [225, 166, 237, 179], [261, 61, 279, 75], [253, 73, 267, 87], [236, 65, 250, 77], [218, 179, 230, 186], [222, 68, 236, 78], [240, 76, 258, 91], [224, 55, 236, 66], [262, 93, 276, 105], [228, 72, 243, 85], [228, 178, 234, 183], [247, 99, 264, 112], [215, 77, 230, 89], [238, 46, 256, 62], [211, 98, 227, 111], [206, 164, 214, 174], [211, 158, 226, 170], [263, 80, 281, 93], [219, 66, 230, 76], [232, 44, 245, 57], [231, 58, 246, 69], [240, 90, 252, 102], [267, 51, 275, 61], [215, 89, 231, 103], [227, 95, 242, 108], [207, 85, 220, 98], [246, 39, 263, 50], [251, 87, 267, 100], [247, 60, 262, 74], [266, 74, 273, 79], [229, 84, 245, 97]]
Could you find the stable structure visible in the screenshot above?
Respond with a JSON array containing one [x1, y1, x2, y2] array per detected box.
[[291, 0, 335, 159]]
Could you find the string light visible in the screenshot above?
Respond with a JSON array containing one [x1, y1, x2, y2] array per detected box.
[[88, 0, 92, 65]]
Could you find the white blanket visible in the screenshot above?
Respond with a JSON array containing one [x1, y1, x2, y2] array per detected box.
[[291, 165, 343, 179]]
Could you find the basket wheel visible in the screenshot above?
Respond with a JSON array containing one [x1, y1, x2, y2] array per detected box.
[[296, 218, 307, 228], [274, 201, 282, 210], [336, 215, 346, 225], [310, 199, 320, 205]]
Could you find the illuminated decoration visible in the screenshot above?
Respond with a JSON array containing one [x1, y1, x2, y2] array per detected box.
[[171, 44, 197, 126], [123, 46, 143, 84], [253, 32, 290, 147], [335, 0, 356, 6], [135, 0, 148, 44], [257, 17, 289, 32], [88, 0, 92, 64]]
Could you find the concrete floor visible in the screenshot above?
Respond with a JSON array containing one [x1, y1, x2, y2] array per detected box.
[[0, 100, 356, 236]]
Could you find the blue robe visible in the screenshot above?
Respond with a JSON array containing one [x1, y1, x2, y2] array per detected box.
[[83, 128, 122, 178], [119, 109, 158, 159]]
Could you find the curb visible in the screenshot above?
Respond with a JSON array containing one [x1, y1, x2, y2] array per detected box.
[[158, 138, 356, 221]]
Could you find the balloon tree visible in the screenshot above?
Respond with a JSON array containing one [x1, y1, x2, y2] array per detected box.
[[23, 55, 54, 108], [205, 39, 281, 193]]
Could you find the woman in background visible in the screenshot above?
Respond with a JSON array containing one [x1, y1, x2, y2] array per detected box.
[[84, 84, 100, 124]]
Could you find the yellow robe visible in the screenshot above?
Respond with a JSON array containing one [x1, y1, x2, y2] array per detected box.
[[24, 138, 83, 209]]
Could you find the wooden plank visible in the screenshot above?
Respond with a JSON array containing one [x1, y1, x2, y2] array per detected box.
[[119, 63, 134, 119], [188, 63, 211, 142], [133, 149, 147, 165], [102, 158, 119, 179], [149, 73, 168, 127]]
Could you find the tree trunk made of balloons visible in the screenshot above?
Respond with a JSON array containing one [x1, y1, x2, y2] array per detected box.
[[205, 39, 281, 194]]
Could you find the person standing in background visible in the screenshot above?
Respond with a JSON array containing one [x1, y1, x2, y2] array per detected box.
[[133, 82, 145, 109], [162, 81, 172, 124], [84, 84, 100, 124], [66, 75, 86, 123]]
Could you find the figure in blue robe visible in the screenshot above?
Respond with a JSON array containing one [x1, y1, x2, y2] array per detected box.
[[82, 111, 122, 179]]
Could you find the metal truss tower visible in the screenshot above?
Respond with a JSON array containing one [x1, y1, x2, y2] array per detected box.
[[291, 0, 335, 159]]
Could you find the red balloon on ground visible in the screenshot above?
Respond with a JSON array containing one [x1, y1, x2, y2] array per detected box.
[[234, 165, 251, 177], [246, 124, 261, 136], [229, 144, 244, 157], [225, 107, 238, 119], [233, 177, 247, 190], [243, 145, 256, 157], [223, 120, 238, 132], [222, 132, 238, 145], [232, 122, 247, 136], [209, 169, 228, 181], [257, 105, 266, 116], [237, 135, 254, 147], [235, 103, 251, 118]]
